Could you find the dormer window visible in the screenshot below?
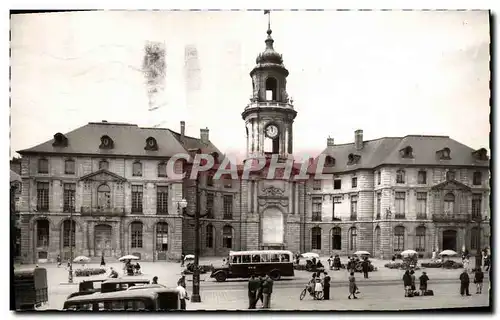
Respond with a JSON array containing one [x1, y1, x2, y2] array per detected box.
[[52, 132, 68, 147], [99, 135, 114, 149], [144, 137, 158, 151], [347, 153, 361, 165], [133, 161, 143, 177], [325, 156, 335, 167], [472, 148, 488, 161], [438, 147, 451, 160], [400, 146, 413, 159]]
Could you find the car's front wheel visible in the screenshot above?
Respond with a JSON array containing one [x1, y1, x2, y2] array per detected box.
[[215, 272, 227, 282]]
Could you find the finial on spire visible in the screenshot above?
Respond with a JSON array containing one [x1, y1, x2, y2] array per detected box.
[[264, 10, 271, 33]]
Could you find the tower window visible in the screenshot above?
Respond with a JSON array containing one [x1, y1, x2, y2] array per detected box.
[[265, 77, 277, 101]]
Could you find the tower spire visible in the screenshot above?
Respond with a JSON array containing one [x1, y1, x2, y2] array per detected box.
[[264, 9, 271, 32]]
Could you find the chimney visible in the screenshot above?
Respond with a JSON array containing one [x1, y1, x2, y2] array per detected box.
[[355, 129, 363, 150], [180, 121, 185, 138], [327, 136, 335, 147], [200, 127, 209, 144]]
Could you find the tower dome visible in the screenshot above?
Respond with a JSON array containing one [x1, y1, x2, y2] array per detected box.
[[251, 26, 289, 77]]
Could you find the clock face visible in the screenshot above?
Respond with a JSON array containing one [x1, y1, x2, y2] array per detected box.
[[266, 124, 279, 139]]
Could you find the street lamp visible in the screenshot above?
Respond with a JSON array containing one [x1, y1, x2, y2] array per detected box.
[[68, 203, 74, 284], [182, 180, 210, 303]]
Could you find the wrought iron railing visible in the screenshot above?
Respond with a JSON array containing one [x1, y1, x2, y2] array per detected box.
[[432, 213, 471, 222], [80, 206, 126, 216]]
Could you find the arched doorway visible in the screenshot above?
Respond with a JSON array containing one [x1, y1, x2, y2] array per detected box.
[[94, 224, 112, 257], [35, 219, 50, 262], [261, 207, 284, 248], [331, 227, 341, 251], [442, 229, 457, 251]]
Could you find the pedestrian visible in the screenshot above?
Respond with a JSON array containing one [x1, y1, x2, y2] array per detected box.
[[362, 257, 369, 279], [262, 273, 273, 309], [178, 275, 186, 289], [152, 276, 158, 284], [176, 280, 190, 310], [248, 274, 260, 309], [459, 269, 472, 296], [410, 270, 416, 293], [256, 275, 265, 306], [327, 255, 333, 270], [348, 272, 358, 299], [100, 253, 106, 267], [56, 255, 61, 268], [419, 272, 429, 295], [484, 255, 490, 271], [402, 270, 412, 297], [473, 268, 484, 294], [109, 267, 118, 278], [334, 255, 341, 270], [180, 254, 185, 267], [67, 259, 71, 270], [463, 257, 470, 273], [323, 272, 331, 300], [314, 275, 323, 300]]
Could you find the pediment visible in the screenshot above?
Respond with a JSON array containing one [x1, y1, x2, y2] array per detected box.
[[431, 179, 471, 191], [79, 169, 127, 182]]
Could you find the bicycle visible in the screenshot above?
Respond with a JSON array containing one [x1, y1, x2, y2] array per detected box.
[[299, 284, 324, 300]]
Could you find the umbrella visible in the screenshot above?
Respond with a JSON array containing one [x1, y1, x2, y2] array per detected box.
[[73, 256, 90, 263], [300, 252, 319, 259], [354, 251, 370, 256], [184, 254, 195, 260], [119, 255, 140, 261], [401, 250, 418, 256], [439, 250, 458, 256]]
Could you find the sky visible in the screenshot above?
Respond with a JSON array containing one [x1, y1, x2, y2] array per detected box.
[[10, 10, 491, 161]]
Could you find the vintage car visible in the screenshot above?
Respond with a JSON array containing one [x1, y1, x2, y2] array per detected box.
[[66, 279, 107, 299]]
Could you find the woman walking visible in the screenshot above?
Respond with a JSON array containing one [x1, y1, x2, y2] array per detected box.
[[100, 253, 106, 267], [348, 272, 358, 299], [403, 270, 412, 297], [314, 275, 323, 300]]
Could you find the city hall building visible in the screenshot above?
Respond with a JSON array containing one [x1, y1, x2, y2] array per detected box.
[[14, 25, 490, 264]]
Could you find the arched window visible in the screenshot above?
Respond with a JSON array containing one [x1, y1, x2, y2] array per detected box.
[[374, 226, 381, 252], [349, 227, 357, 251], [393, 226, 405, 252], [97, 184, 111, 209], [133, 161, 142, 176], [156, 222, 168, 251], [265, 77, 277, 101], [473, 171, 482, 185], [131, 222, 143, 248], [396, 169, 405, 184], [38, 158, 48, 174], [64, 159, 75, 174], [331, 227, 341, 250], [311, 227, 322, 250], [36, 219, 50, 247], [99, 159, 109, 170], [470, 227, 480, 250], [222, 225, 233, 249], [158, 162, 167, 177], [416, 226, 426, 252], [63, 220, 76, 248], [444, 192, 455, 214], [206, 224, 214, 248]]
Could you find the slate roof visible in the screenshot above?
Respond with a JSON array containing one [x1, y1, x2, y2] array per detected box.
[[309, 135, 489, 173], [17, 122, 222, 159]]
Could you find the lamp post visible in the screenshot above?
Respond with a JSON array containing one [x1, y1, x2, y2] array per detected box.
[[68, 202, 74, 284], [181, 179, 209, 303]]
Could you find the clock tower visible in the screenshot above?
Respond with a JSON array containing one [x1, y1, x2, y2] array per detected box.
[[242, 21, 297, 160]]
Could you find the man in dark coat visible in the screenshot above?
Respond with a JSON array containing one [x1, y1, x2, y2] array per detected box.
[[419, 272, 429, 295], [474, 268, 484, 294], [323, 272, 331, 300], [255, 276, 265, 306], [460, 269, 472, 296], [362, 258, 369, 279], [262, 274, 274, 309], [402, 270, 412, 296], [248, 274, 260, 309]]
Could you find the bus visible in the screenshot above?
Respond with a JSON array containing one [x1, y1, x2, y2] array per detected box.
[[210, 250, 294, 282]]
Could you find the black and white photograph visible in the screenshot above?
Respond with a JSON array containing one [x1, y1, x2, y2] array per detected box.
[[9, 7, 492, 312]]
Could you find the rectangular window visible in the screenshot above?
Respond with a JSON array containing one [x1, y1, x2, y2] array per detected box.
[[206, 226, 214, 248], [207, 174, 214, 187], [158, 163, 167, 177], [312, 180, 321, 191], [311, 228, 321, 250], [351, 177, 357, 188], [395, 192, 405, 218], [131, 185, 143, 213], [472, 194, 482, 219], [416, 231, 425, 252], [206, 193, 214, 218], [312, 197, 322, 221], [334, 179, 341, 190], [157, 186, 169, 214], [63, 183, 76, 212], [473, 172, 482, 185], [377, 171, 381, 185], [418, 171, 427, 184], [65, 160, 75, 174], [376, 193, 381, 219], [37, 182, 49, 211], [417, 192, 427, 218], [63, 221, 76, 247], [350, 195, 358, 220], [38, 159, 48, 174], [131, 223, 143, 248], [223, 195, 233, 219]]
